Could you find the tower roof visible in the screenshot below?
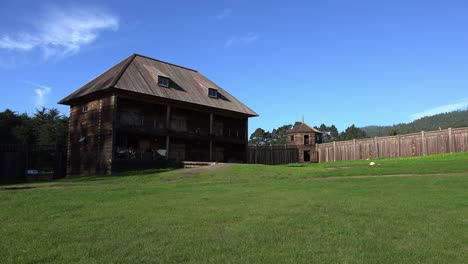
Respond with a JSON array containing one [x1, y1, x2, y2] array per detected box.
[[287, 123, 323, 134]]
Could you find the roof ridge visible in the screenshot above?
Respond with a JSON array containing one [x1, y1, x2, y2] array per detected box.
[[133, 53, 198, 72], [58, 53, 257, 116], [287, 122, 323, 134], [57, 55, 134, 105], [109, 54, 137, 87]]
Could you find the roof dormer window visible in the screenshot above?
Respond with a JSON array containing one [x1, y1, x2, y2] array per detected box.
[[208, 88, 218, 98], [158, 76, 170, 87]]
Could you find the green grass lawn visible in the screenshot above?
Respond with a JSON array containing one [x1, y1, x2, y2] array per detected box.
[[1, 153, 468, 263]]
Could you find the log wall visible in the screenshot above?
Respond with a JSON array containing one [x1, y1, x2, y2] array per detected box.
[[68, 96, 115, 175], [247, 145, 299, 165]]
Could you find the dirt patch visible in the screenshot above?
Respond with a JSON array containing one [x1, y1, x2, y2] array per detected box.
[[326, 166, 368, 170], [181, 163, 232, 176], [302, 172, 468, 180], [0, 185, 70, 191]]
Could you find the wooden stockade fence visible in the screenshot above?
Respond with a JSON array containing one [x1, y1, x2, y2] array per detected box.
[[0, 144, 67, 184], [248, 145, 299, 165], [317, 127, 468, 162]]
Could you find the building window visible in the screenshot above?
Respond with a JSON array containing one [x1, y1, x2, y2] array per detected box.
[[208, 88, 218, 98], [304, 135, 310, 145], [290, 135, 294, 141], [158, 76, 170, 87], [82, 104, 88, 113]]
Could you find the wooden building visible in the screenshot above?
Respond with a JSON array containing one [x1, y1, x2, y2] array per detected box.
[[59, 54, 257, 175], [286, 122, 322, 162]]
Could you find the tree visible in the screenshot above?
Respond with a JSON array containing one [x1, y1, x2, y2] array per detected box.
[[339, 124, 367, 140], [388, 129, 398, 136], [0, 108, 69, 145], [361, 108, 468, 137], [271, 124, 292, 145], [0, 109, 35, 144], [317, 123, 339, 143], [33, 107, 69, 145], [329, 125, 339, 141], [249, 127, 265, 145]]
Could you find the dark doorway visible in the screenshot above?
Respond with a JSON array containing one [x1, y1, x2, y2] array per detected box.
[[304, 151, 310, 162]]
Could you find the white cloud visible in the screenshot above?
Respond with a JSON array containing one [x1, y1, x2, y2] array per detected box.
[[226, 32, 259, 47], [23, 81, 52, 106], [0, 5, 119, 59], [217, 8, 232, 20], [409, 98, 468, 120]]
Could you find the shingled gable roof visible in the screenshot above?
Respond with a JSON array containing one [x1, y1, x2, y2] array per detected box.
[[287, 123, 323, 134], [58, 54, 258, 116]]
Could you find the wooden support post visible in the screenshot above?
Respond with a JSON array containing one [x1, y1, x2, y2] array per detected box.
[[166, 105, 171, 129], [448, 128, 453, 153], [374, 137, 379, 158], [209, 140, 213, 162], [165, 105, 171, 160], [209, 113, 213, 162], [270, 145, 273, 165], [333, 141, 336, 162], [396, 135, 400, 157], [317, 146, 320, 163], [245, 119, 249, 163], [353, 139, 357, 160], [209, 113, 213, 135], [165, 136, 170, 160], [326, 147, 329, 162], [255, 145, 258, 164], [421, 131, 426, 156]]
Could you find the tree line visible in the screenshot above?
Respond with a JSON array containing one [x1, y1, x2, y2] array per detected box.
[[249, 123, 367, 145], [0, 108, 69, 146], [250, 108, 468, 146], [361, 108, 468, 137]]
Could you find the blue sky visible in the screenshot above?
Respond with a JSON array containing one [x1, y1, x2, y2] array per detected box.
[[1, 0, 467, 134]]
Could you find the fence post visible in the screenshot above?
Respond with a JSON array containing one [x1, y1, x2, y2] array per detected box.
[[24, 144, 29, 181], [374, 137, 378, 158], [317, 146, 321, 163], [421, 131, 426, 156], [396, 135, 400, 157], [23, 143, 29, 170], [448, 128, 453, 153], [270, 145, 273, 165], [353, 139, 357, 160], [284, 144, 287, 164], [255, 145, 258, 164], [333, 141, 336, 162]]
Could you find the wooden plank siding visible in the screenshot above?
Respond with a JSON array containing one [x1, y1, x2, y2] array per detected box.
[[317, 127, 468, 162], [247, 145, 299, 165]]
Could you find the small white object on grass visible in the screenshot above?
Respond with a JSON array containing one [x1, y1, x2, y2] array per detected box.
[[369, 162, 375, 166]]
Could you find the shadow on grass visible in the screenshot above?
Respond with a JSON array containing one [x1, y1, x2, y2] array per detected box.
[[286, 163, 306, 167], [59, 168, 179, 183]]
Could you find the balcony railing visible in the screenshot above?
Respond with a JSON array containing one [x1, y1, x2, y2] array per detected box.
[[116, 111, 246, 141]]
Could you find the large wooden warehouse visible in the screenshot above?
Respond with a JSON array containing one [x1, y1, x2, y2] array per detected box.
[[59, 54, 258, 175]]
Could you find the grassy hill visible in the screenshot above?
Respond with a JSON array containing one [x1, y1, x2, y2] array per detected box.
[[361, 108, 468, 137], [1, 153, 468, 263]]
